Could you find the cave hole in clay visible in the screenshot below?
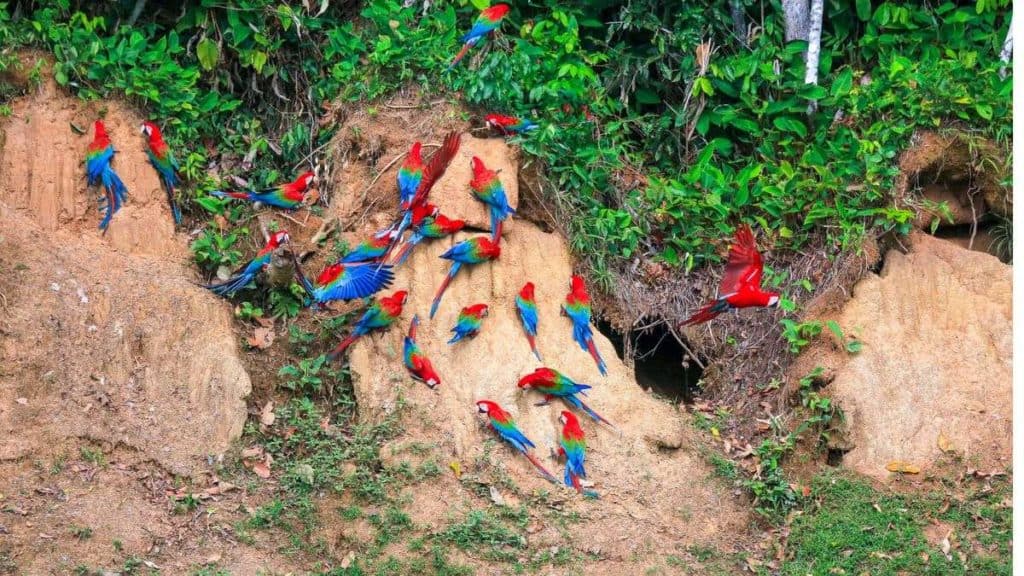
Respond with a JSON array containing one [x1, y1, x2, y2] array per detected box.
[[596, 318, 703, 403]]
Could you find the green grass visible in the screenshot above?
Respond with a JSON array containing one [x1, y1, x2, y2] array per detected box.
[[780, 472, 1012, 575]]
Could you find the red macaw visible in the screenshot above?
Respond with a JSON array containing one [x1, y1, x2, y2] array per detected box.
[[391, 206, 465, 266], [429, 236, 502, 319], [680, 224, 780, 326], [470, 156, 516, 240], [140, 121, 182, 225], [449, 3, 511, 70], [448, 303, 489, 344], [517, 367, 617, 430], [328, 290, 408, 360], [342, 229, 399, 263], [404, 315, 441, 388], [561, 276, 608, 376], [211, 171, 315, 210], [203, 231, 289, 297], [557, 410, 598, 498], [476, 400, 558, 483], [485, 113, 538, 135], [515, 282, 542, 361], [295, 260, 395, 305], [85, 120, 127, 233]]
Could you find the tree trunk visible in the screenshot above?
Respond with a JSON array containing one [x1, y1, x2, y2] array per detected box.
[[783, 0, 810, 42], [127, 0, 147, 26], [804, 0, 824, 114], [731, 0, 748, 47], [999, 14, 1014, 79]]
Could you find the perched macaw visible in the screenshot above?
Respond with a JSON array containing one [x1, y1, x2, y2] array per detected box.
[[475, 400, 558, 483], [328, 290, 408, 360], [448, 303, 489, 344], [211, 171, 315, 210], [296, 260, 395, 305], [429, 236, 502, 319], [448, 3, 511, 70], [398, 141, 424, 209], [517, 367, 616, 429], [515, 282, 542, 361], [392, 207, 466, 266], [485, 113, 538, 136], [140, 121, 182, 225], [470, 156, 516, 240], [557, 410, 598, 498], [404, 315, 441, 388], [561, 276, 608, 376], [85, 120, 128, 233], [203, 231, 289, 297], [382, 133, 461, 261], [680, 224, 780, 326], [341, 230, 398, 264]]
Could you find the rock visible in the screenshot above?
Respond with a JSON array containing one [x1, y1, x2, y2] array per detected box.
[[791, 233, 1011, 480]]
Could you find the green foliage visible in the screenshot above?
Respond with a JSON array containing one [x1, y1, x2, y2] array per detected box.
[[779, 319, 823, 354], [191, 229, 243, 273], [438, 507, 529, 562], [277, 354, 348, 395], [782, 472, 1011, 575], [234, 301, 263, 321]]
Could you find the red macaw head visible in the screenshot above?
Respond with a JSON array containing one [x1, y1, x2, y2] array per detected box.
[[390, 290, 409, 306], [436, 215, 465, 234], [483, 3, 511, 20], [139, 120, 161, 140], [517, 367, 554, 390], [94, 120, 109, 140], [558, 410, 580, 428], [412, 202, 439, 224], [519, 282, 535, 301], [476, 400, 499, 415], [766, 293, 781, 307], [408, 141, 423, 163], [420, 364, 441, 388], [569, 275, 586, 294], [464, 303, 489, 318], [470, 156, 490, 179], [295, 171, 316, 191], [267, 230, 290, 249], [477, 237, 502, 259]]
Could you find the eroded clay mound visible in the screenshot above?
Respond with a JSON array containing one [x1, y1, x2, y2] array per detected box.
[[795, 233, 1011, 480], [0, 91, 250, 475], [344, 135, 747, 562], [0, 75, 179, 257]]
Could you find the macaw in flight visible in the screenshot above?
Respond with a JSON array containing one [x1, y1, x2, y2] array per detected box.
[[211, 171, 315, 210], [448, 3, 511, 70]]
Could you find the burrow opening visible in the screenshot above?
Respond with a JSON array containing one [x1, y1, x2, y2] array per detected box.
[[596, 318, 703, 404]]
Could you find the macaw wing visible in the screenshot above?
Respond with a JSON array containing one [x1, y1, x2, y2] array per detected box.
[[462, 19, 498, 42], [718, 224, 763, 295], [413, 132, 460, 206], [397, 163, 422, 206], [86, 147, 114, 182], [497, 423, 535, 451], [516, 299, 538, 335], [318, 264, 395, 301]]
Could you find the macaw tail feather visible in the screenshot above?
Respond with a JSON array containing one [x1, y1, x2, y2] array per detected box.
[[379, 211, 412, 270], [586, 338, 608, 376], [680, 299, 729, 327], [101, 167, 127, 211], [210, 190, 250, 201], [447, 333, 463, 345], [567, 395, 619, 431], [523, 452, 559, 484], [526, 334, 542, 361], [583, 489, 599, 499], [392, 238, 418, 266], [429, 262, 461, 319], [97, 188, 115, 234], [165, 184, 182, 225], [292, 254, 317, 302], [327, 334, 360, 361], [447, 41, 476, 70], [203, 272, 254, 297], [566, 468, 583, 494], [408, 315, 420, 340]]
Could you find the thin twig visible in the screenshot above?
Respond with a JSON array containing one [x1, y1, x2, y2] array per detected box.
[[383, 99, 446, 110], [667, 323, 707, 371], [276, 211, 309, 228]]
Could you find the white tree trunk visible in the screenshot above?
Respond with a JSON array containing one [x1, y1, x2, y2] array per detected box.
[[999, 14, 1013, 79], [804, 0, 824, 113], [783, 0, 810, 42], [731, 0, 748, 47]]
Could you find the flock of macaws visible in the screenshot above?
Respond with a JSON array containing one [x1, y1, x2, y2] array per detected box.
[[81, 2, 781, 498]]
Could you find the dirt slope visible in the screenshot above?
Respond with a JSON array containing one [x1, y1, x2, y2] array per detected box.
[[340, 129, 749, 572], [791, 232, 1011, 480]]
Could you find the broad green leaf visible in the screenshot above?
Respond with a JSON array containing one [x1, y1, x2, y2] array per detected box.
[[470, 0, 490, 9], [830, 68, 854, 97], [855, 0, 872, 21], [773, 116, 808, 138], [197, 38, 219, 71]]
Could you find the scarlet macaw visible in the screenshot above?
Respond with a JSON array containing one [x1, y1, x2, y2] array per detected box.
[[561, 276, 608, 376], [341, 230, 399, 264], [140, 121, 182, 225], [429, 236, 502, 319], [391, 206, 466, 266], [203, 231, 289, 297], [680, 224, 780, 326], [517, 367, 616, 429], [557, 410, 598, 498], [85, 120, 127, 233], [296, 260, 395, 305], [448, 3, 511, 70], [476, 400, 558, 483], [485, 113, 538, 136], [470, 156, 516, 240], [211, 171, 315, 210], [448, 303, 489, 344], [405, 315, 441, 388], [515, 282, 542, 361], [328, 290, 408, 360]]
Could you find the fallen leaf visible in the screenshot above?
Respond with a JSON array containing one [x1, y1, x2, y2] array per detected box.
[[489, 485, 505, 506], [449, 461, 462, 479], [940, 536, 951, 559], [260, 401, 276, 427], [241, 447, 263, 460], [248, 326, 274, 350], [937, 433, 954, 453], [14, 398, 27, 405], [886, 461, 921, 474], [341, 551, 356, 569], [252, 459, 271, 479]]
